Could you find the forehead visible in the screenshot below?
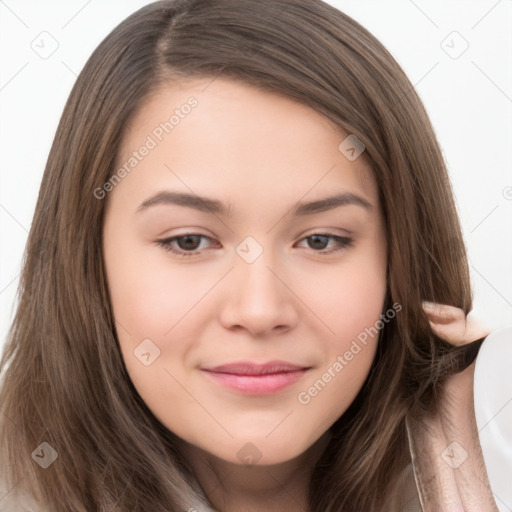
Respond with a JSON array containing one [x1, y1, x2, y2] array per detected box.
[[112, 77, 378, 215]]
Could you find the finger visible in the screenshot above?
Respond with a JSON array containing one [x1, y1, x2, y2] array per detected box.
[[422, 302, 491, 346], [421, 301, 465, 324]]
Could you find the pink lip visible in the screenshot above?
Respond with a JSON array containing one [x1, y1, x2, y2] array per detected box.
[[201, 360, 310, 395]]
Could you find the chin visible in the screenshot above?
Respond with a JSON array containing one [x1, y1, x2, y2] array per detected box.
[[196, 431, 322, 468]]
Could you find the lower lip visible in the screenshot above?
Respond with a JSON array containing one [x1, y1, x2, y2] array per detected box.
[[201, 369, 308, 395]]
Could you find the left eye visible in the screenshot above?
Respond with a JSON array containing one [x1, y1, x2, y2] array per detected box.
[[156, 233, 353, 257], [296, 233, 353, 253]]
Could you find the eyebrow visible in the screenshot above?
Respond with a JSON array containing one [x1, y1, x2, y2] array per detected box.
[[136, 190, 373, 217]]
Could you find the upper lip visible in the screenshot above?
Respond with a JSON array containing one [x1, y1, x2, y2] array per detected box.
[[202, 360, 310, 376]]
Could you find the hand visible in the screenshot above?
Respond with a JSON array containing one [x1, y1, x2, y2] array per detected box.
[[421, 301, 492, 346]]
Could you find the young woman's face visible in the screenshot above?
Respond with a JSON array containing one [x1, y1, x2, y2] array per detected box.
[[102, 77, 387, 466]]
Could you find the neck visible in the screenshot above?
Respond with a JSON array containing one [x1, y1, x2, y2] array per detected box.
[[181, 432, 332, 512]]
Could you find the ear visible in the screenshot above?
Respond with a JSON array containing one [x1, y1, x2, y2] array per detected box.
[[421, 301, 491, 346]]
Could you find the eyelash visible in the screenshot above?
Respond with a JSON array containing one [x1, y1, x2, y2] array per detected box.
[[155, 233, 354, 257]]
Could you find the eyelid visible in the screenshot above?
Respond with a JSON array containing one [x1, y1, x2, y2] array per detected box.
[[301, 226, 353, 237]]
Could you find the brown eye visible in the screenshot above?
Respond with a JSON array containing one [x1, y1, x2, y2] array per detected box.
[[156, 234, 216, 257], [296, 233, 353, 254], [174, 234, 203, 251]]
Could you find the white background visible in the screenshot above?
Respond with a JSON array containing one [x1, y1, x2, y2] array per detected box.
[[0, 1, 511, 509], [1, 0, 511, 345]]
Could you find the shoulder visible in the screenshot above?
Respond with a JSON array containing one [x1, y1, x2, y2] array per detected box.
[[474, 325, 512, 510], [0, 490, 48, 512], [0, 472, 49, 512]]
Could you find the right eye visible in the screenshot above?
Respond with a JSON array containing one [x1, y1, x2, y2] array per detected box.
[[156, 234, 218, 257]]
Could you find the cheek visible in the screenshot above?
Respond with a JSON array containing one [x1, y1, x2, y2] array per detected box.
[[104, 240, 213, 344], [294, 242, 387, 424], [103, 244, 205, 416], [104, 239, 226, 401], [303, 242, 387, 346]]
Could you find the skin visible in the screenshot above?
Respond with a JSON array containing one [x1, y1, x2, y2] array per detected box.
[[102, 77, 387, 511]]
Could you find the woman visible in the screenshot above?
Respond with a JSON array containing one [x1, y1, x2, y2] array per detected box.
[[0, 0, 507, 510]]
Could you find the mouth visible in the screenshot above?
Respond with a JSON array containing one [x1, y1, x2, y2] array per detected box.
[[200, 360, 311, 395]]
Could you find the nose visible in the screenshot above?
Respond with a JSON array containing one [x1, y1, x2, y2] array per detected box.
[[219, 249, 299, 337]]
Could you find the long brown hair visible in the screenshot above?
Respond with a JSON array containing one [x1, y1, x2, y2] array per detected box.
[[0, 1, 476, 510]]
